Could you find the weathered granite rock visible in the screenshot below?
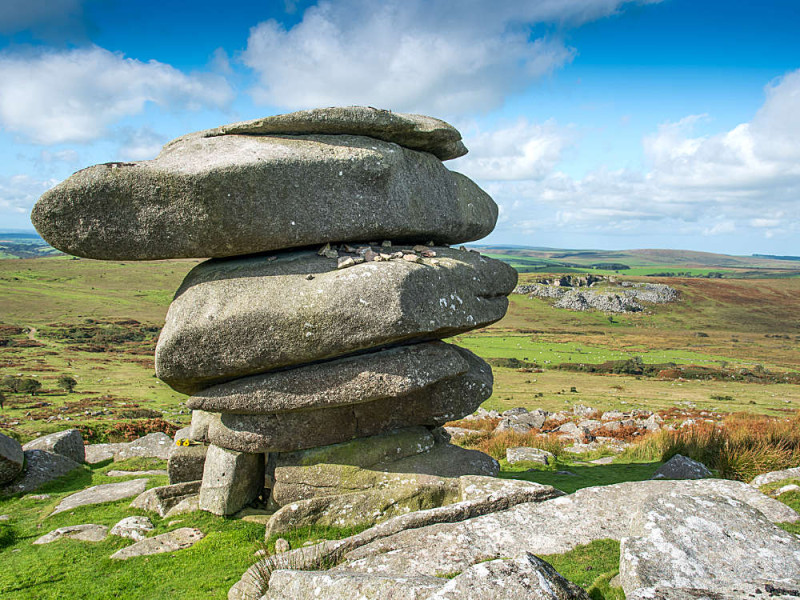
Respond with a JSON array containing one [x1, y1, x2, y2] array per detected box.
[[198, 348, 491, 453], [271, 428, 498, 505], [164, 494, 200, 517], [33, 134, 495, 261], [430, 553, 592, 600], [174, 426, 192, 442], [235, 479, 564, 600], [262, 569, 444, 600], [22, 429, 84, 464], [199, 445, 264, 516], [106, 469, 168, 477], [265, 477, 459, 537], [190, 410, 216, 441], [751, 465, 800, 488], [619, 491, 800, 593], [495, 410, 547, 433], [187, 342, 471, 414], [110, 527, 204, 560], [168, 443, 207, 484], [1, 450, 82, 495], [626, 584, 800, 600], [0, 432, 24, 484], [131, 480, 201, 517], [84, 442, 129, 463], [52, 478, 148, 515], [109, 516, 154, 541], [651, 454, 712, 480], [156, 247, 516, 393], [34, 524, 108, 544], [331, 479, 798, 578], [199, 106, 468, 161], [506, 447, 553, 466], [114, 432, 173, 461]]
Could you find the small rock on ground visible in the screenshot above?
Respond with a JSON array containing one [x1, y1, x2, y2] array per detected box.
[[23, 429, 85, 464], [2, 450, 82, 495], [114, 433, 173, 461], [51, 478, 148, 515], [34, 524, 108, 544], [110, 516, 154, 541], [110, 527, 204, 560], [650, 454, 712, 480], [751, 466, 800, 488]]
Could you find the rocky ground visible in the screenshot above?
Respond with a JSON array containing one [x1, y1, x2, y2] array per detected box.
[[515, 280, 678, 313]]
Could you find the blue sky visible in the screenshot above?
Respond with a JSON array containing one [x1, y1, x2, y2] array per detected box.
[[1, 0, 798, 255]]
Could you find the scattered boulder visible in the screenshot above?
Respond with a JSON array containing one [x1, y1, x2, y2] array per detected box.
[[619, 490, 800, 594], [84, 442, 129, 464], [751, 466, 800, 488], [651, 455, 712, 480], [114, 432, 173, 461], [262, 569, 444, 600], [168, 443, 207, 484], [51, 478, 148, 515], [0, 432, 24, 485], [33, 524, 108, 544], [1, 450, 82, 495], [22, 429, 84, 464], [131, 481, 202, 517], [505, 447, 553, 466], [110, 527, 204, 560], [626, 584, 800, 600], [164, 494, 200, 517], [110, 516, 154, 541]]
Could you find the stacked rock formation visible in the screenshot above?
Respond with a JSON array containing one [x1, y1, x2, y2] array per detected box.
[[32, 106, 517, 522]]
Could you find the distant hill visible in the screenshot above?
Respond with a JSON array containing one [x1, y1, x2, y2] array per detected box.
[[0, 231, 62, 259], [468, 245, 800, 278]]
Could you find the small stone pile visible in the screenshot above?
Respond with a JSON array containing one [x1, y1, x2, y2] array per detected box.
[[32, 107, 517, 523]]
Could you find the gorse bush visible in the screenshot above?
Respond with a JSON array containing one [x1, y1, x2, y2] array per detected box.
[[622, 411, 800, 482]]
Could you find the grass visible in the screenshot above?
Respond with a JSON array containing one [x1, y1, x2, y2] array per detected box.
[[620, 412, 800, 482], [0, 459, 264, 600], [540, 539, 622, 597]]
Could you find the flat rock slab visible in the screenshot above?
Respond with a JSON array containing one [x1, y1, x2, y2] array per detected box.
[[0, 432, 24, 485], [51, 478, 148, 515], [156, 247, 516, 393], [199, 347, 491, 453], [619, 490, 800, 593], [751, 465, 800, 487], [505, 447, 553, 465], [110, 516, 154, 541], [110, 527, 204, 560], [1, 450, 82, 495], [33, 132, 494, 261], [334, 479, 798, 578], [263, 569, 444, 600], [200, 106, 468, 161], [23, 429, 84, 464], [627, 584, 800, 600], [114, 433, 173, 461], [106, 469, 168, 477], [187, 341, 470, 414], [131, 481, 202, 517], [34, 524, 108, 544]]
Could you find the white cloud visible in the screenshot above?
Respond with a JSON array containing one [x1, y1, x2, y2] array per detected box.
[[0, 46, 234, 145], [118, 127, 166, 161], [450, 119, 572, 181], [242, 0, 653, 115], [470, 69, 800, 247], [0, 174, 58, 216]]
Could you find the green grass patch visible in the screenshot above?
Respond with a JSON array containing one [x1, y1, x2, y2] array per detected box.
[[501, 458, 662, 494], [540, 539, 621, 591]]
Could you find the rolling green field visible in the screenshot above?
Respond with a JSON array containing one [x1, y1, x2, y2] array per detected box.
[[1, 249, 799, 442]]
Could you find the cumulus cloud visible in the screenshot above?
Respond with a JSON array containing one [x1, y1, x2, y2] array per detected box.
[[450, 119, 572, 180], [0, 46, 234, 145], [0, 174, 58, 216], [467, 69, 800, 246], [242, 0, 653, 115]]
